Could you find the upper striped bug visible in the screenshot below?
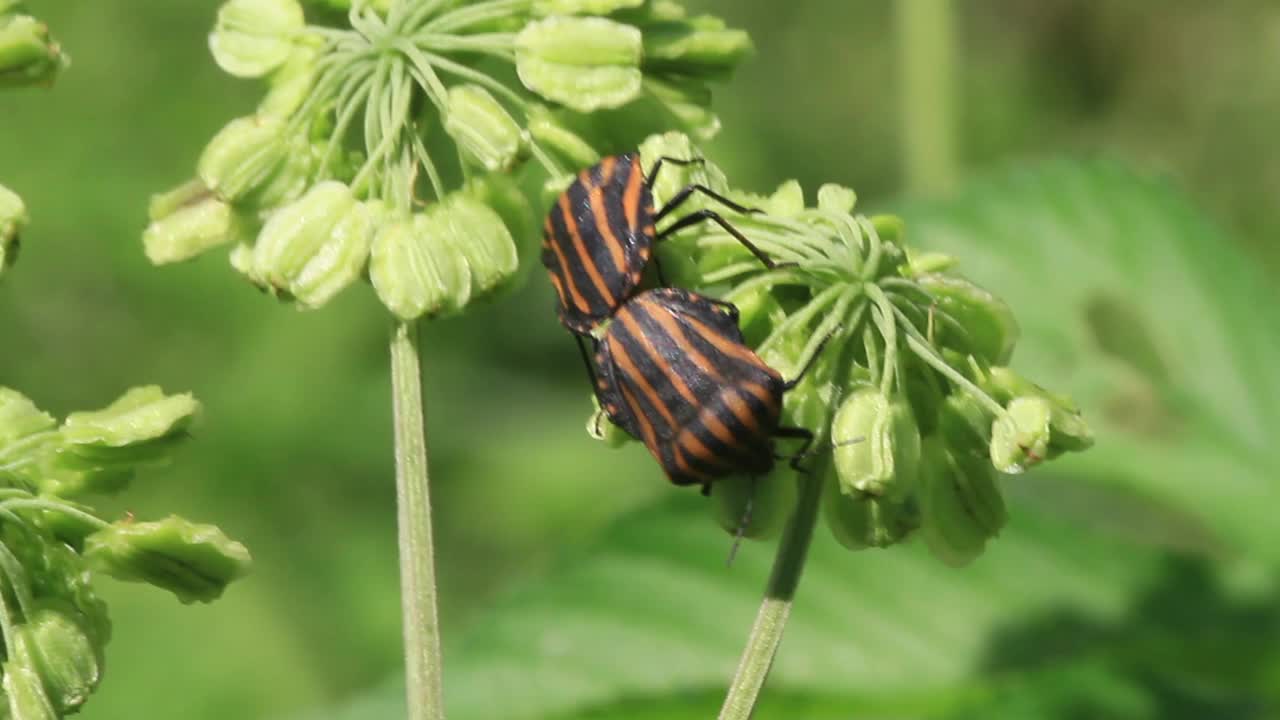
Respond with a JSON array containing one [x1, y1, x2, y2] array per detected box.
[[541, 152, 784, 336], [590, 287, 830, 493]]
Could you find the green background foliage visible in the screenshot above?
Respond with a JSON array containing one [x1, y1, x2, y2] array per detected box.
[[2, 1, 1278, 718]]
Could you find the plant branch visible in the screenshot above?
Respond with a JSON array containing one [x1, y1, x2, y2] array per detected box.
[[390, 321, 445, 720], [719, 300, 863, 720]]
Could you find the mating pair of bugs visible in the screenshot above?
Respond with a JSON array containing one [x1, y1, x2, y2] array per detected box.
[[540, 153, 826, 494]]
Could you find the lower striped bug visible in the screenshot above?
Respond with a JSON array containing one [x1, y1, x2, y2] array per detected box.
[[590, 287, 830, 494], [541, 152, 784, 336]]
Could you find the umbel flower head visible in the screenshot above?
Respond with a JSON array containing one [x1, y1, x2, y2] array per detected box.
[[145, 0, 752, 320], [586, 132, 1094, 567], [0, 386, 251, 717]]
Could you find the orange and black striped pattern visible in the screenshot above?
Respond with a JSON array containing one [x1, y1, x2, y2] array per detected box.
[[593, 287, 787, 487], [541, 152, 656, 334]]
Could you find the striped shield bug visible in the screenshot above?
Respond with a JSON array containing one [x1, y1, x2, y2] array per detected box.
[[590, 287, 830, 493], [541, 152, 784, 336]]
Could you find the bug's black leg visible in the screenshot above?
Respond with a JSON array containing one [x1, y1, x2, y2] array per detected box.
[[725, 476, 757, 567], [700, 480, 713, 497], [782, 325, 843, 391], [772, 426, 816, 474], [651, 252, 670, 287], [645, 156, 706, 188], [574, 334, 601, 393], [656, 209, 786, 271], [653, 183, 764, 224]]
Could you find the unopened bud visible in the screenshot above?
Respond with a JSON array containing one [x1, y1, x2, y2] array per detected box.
[[258, 41, 319, 118], [197, 115, 290, 203], [816, 183, 857, 215], [516, 16, 642, 112], [251, 181, 375, 307], [59, 386, 199, 468], [990, 396, 1052, 474], [0, 15, 67, 88], [831, 387, 921, 501], [527, 105, 600, 169], [823, 469, 919, 550], [84, 515, 252, 604], [15, 605, 102, 713], [644, 75, 719, 139], [916, 273, 1020, 365], [641, 14, 752, 79], [370, 213, 470, 321], [983, 366, 1093, 458], [143, 180, 252, 264], [918, 438, 1005, 567], [445, 84, 528, 172], [208, 0, 304, 78]]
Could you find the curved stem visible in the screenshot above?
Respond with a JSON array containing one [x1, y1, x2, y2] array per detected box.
[[719, 301, 863, 720], [390, 321, 446, 720]]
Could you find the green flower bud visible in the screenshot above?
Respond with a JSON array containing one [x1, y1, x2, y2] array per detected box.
[[371, 191, 520, 320], [983, 367, 1093, 457], [143, 181, 254, 264], [831, 387, 922, 501], [869, 214, 905, 247], [1, 182, 26, 273], [59, 386, 198, 471], [370, 214, 470, 321], [445, 84, 528, 173], [208, 0, 304, 78], [641, 15, 752, 79], [463, 174, 537, 272], [0, 14, 66, 88], [258, 41, 319, 118], [533, 0, 642, 15], [197, 115, 291, 203], [4, 651, 58, 720], [990, 395, 1052, 474], [516, 16, 643, 112], [644, 75, 719, 139], [916, 273, 1020, 365], [938, 391, 994, 457], [442, 194, 520, 298], [822, 469, 919, 550], [816, 183, 857, 215], [900, 247, 958, 277], [14, 605, 102, 713], [527, 105, 600, 169], [711, 471, 797, 542], [251, 181, 374, 307], [84, 515, 252, 604], [918, 438, 1005, 567], [0, 387, 54, 447]]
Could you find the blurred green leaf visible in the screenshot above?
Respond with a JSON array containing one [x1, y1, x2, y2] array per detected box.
[[902, 159, 1280, 563]]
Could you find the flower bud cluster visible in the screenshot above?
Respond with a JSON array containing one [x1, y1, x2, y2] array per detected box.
[[0, 387, 251, 716], [147, 0, 750, 321], [0, 4, 67, 88], [592, 133, 1094, 565]]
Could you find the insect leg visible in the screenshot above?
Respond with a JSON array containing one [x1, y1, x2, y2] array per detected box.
[[782, 324, 843, 391], [725, 475, 757, 567], [653, 183, 763, 224], [645, 156, 706, 188], [656, 209, 784, 270]]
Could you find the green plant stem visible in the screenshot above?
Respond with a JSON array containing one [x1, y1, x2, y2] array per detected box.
[[897, 0, 956, 194], [719, 315, 860, 720], [390, 321, 445, 720]]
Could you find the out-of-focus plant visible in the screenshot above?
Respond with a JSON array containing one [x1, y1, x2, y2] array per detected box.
[[0, 386, 251, 718], [1, 10, 250, 717], [579, 132, 1093, 718], [143, 1, 749, 718]]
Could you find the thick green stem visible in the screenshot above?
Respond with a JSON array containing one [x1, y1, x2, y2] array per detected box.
[[719, 309, 861, 720], [390, 321, 445, 720], [717, 465, 825, 720], [897, 0, 956, 194]]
